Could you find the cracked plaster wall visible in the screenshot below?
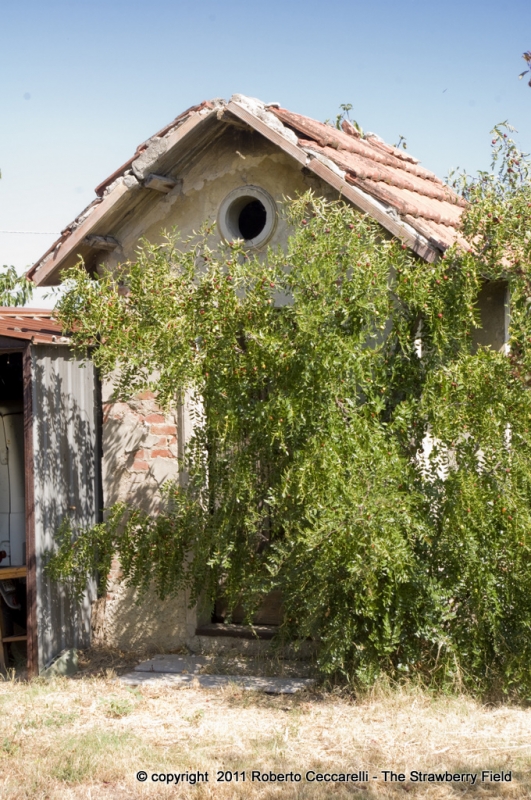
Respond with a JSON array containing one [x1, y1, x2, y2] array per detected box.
[[102, 127, 335, 271], [94, 381, 199, 651]]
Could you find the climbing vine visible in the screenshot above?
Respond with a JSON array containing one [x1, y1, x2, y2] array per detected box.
[[48, 127, 531, 695]]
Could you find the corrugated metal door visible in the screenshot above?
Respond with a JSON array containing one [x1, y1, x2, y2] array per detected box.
[[31, 345, 100, 671]]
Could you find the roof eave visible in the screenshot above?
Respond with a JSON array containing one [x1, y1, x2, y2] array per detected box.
[[28, 105, 219, 287], [0, 309, 69, 345]]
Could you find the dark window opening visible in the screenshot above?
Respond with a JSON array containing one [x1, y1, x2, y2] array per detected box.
[[238, 200, 267, 240], [471, 281, 508, 353], [0, 353, 23, 405]]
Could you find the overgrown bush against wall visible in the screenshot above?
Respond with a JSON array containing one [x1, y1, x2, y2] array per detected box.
[[49, 128, 531, 696]]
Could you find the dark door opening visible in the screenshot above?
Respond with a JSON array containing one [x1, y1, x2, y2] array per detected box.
[[0, 351, 28, 673]]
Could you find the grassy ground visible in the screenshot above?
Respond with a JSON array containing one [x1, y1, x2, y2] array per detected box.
[[1, 648, 531, 799]]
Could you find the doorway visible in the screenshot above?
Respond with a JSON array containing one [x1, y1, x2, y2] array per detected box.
[[0, 351, 28, 672]]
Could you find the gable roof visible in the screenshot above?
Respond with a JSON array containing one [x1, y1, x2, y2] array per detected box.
[[28, 95, 466, 286]]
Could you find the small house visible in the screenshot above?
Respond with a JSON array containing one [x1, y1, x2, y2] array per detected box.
[[20, 95, 508, 660]]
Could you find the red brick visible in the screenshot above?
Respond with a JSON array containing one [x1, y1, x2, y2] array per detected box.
[[151, 449, 173, 459], [143, 413, 166, 423], [168, 436, 178, 445], [134, 449, 146, 460], [132, 460, 149, 471], [156, 436, 168, 446], [151, 424, 177, 435], [136, 390, 156, 400]]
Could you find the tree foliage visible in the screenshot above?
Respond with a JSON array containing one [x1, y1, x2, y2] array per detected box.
[[518, 50, 531, 86], [0, 265, 33, 307], [49, 127, 531, 695]]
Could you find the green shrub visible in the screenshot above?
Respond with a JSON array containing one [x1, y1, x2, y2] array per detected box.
[[47, 127, 531, 696]]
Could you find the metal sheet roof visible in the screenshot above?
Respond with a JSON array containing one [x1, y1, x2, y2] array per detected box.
[[28, 95, 467, 286], [0, 309, 68, 344]]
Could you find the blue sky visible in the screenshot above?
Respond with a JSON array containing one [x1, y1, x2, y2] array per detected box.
[[1, 0, 530, 298]]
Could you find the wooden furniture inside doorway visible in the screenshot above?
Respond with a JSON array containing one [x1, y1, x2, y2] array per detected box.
[[0, 566, 27, 672]]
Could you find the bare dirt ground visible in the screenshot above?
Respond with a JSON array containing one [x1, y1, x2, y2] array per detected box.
[[1, 647, 530, 799]]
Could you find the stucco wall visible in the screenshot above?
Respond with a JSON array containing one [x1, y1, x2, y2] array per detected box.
[[101, 127, 335, 271], [93, 557, 196, 652]]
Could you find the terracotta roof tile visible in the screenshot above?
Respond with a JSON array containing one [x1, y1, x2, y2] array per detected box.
[[407, 217, 469, 251], [300, 141, 465, 207], [93, 101, 215, 197], [269, 105, 465, 250], [273, 107, 442, 183]]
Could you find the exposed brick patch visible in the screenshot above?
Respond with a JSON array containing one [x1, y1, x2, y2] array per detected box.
[[143, 413, 166, 423], [104, 386, 179, 507], [151, 448, 172, 459], [151, 424, 177, 435], [132, 459, 150, 471]]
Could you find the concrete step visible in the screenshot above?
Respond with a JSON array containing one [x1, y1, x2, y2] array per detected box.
[[133, 653, 312, 678], [134, 654, 209, 674], [117, 654, 315, 694]]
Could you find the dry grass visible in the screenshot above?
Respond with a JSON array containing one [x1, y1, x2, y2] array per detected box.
[[1, 649, 531, 798]]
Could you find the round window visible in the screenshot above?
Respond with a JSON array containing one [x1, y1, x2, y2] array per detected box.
[[218, 186, 277, 248]]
